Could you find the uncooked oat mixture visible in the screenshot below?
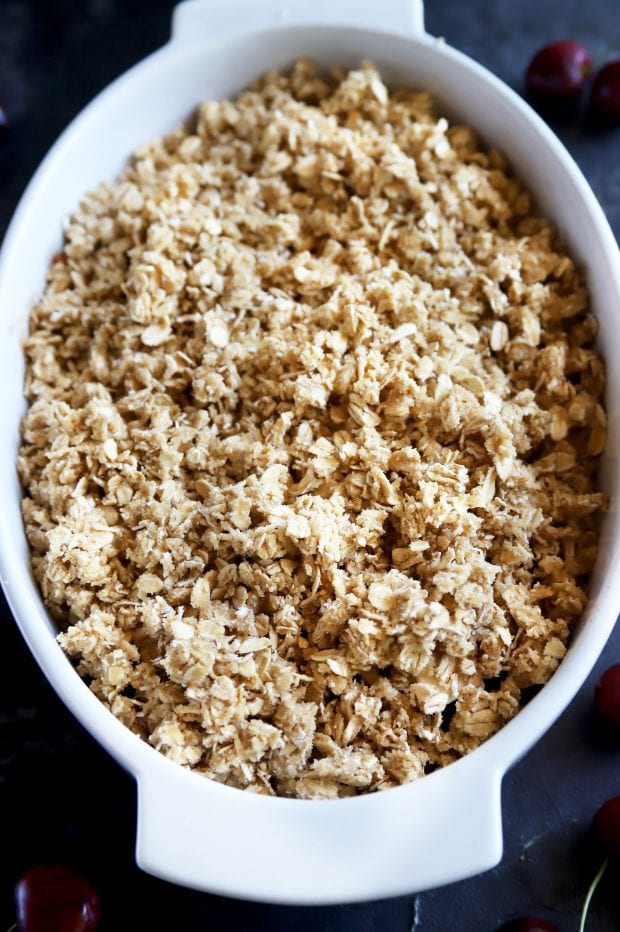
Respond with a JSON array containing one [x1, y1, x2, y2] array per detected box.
[[19, 61, 606, 797]]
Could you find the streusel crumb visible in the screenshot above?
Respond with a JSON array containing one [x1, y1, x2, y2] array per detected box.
[[19, 61, 606, 797]]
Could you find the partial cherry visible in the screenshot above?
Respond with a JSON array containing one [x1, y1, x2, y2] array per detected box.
[[15, 864, 101, 932], [592, 795, 620, 858], [590, 60, 620, 123], [579, 796, 620, 929], [594, 662, 620, 730], [526, 40, 591, 106], [497, 918, 559, 932]]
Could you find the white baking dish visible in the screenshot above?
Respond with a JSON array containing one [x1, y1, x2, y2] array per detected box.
[[1, 0, 619, 906]]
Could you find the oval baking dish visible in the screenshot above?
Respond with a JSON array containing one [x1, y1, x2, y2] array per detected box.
[[1, 0, 620, 906]]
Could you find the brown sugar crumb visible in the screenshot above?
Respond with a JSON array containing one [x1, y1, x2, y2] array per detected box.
[[19, 60, 606, 798]]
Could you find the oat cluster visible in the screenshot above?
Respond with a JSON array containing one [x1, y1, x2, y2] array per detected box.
[[19, 61, 606, 797]]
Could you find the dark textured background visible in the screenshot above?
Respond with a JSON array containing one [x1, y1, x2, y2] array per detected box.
[[1, 1, 620, 929]]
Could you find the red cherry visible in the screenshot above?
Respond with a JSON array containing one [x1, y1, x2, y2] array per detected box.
[[497, 918, 559, 932], [594, 662, 620, 730], [590, 60, 620, 123], [592, 796, 620, 859], [526, 40, 591, 105], [15, 864, 101, 932]]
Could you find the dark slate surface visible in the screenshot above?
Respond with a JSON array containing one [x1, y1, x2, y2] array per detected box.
[[1, 1, 619, 929]]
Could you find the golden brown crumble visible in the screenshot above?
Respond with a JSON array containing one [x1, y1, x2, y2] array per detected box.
[[19, 61, 606, 798]]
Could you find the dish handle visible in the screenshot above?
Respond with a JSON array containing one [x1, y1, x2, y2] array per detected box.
[[171, 0, 426, 45], [134, 758, 504, 901]]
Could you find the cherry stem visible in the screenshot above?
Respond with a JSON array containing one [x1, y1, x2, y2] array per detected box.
[[579, 856, 609, 932], [6, 924, 17, 932]]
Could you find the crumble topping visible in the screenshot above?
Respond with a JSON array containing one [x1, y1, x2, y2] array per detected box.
[[19, 60, 605, 797]]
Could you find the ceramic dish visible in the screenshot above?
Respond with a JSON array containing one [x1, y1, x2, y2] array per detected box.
[[1, 0, 619, 905]]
